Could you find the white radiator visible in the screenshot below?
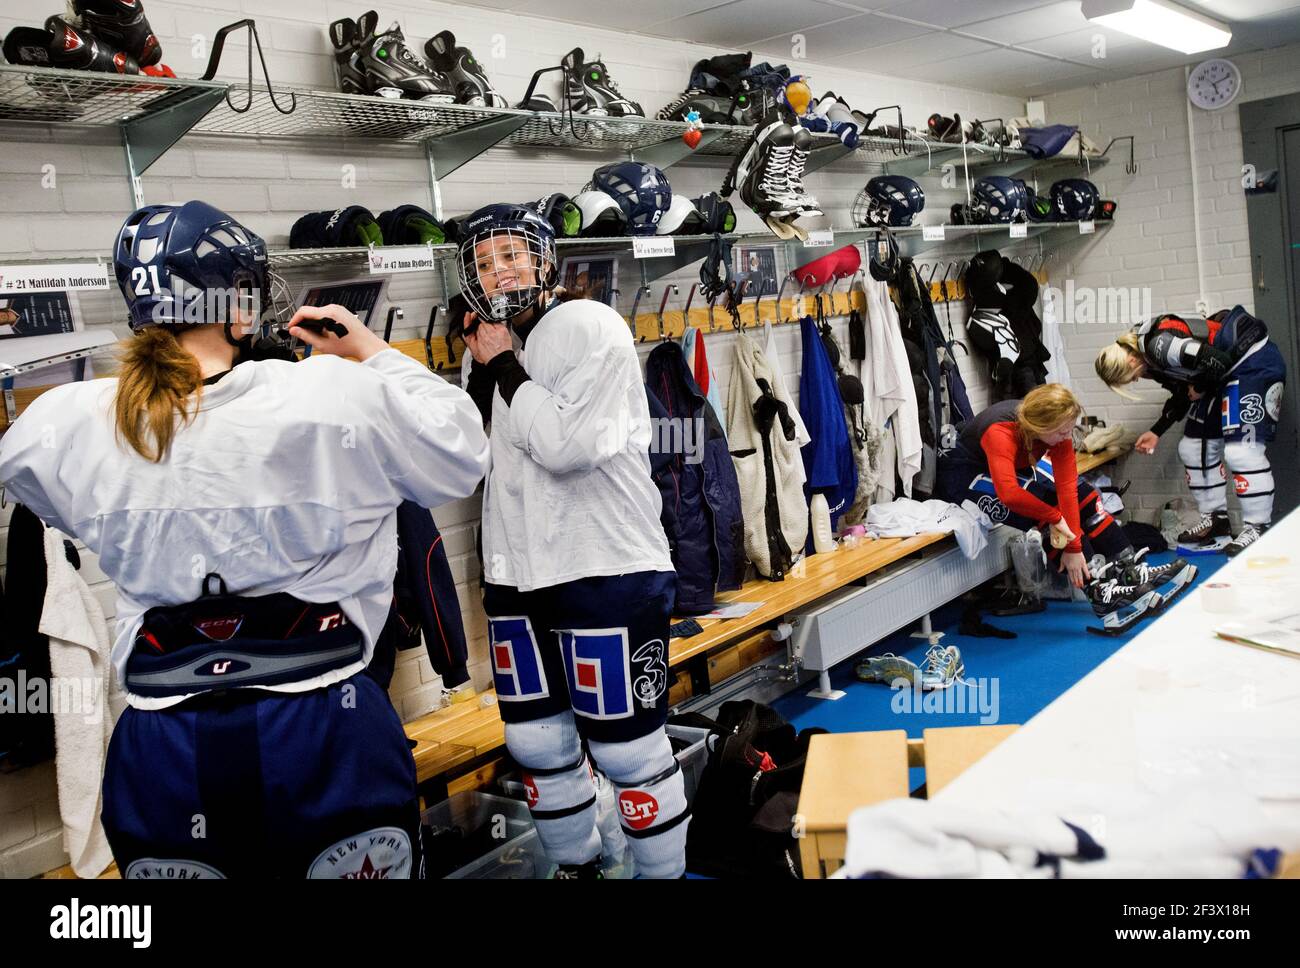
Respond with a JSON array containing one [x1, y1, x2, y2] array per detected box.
[[793, 527, 1015, 673]]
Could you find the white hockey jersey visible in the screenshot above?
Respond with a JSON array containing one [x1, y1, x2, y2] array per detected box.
[[480, 299, 672, 591], [0, 350, 490, 707]]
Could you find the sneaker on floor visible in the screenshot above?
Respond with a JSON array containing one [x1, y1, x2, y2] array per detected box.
[[1225, 523, 1268, 558], [854, 652, 920, 685], [921, 645, 963, 691]]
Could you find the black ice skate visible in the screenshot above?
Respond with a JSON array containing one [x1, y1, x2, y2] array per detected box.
[[355, 18, 456, 101], [423, 30, 507, 107], [1115, 547, 1197, 608], [1176, 509, 1231, 554], [561, 48, 643, 117], [1085, 571, 1163, 637]]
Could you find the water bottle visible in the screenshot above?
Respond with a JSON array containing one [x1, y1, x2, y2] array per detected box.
[[810, 494, 836, 553]]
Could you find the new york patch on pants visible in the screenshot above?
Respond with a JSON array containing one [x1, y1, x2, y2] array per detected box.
[[307, 827, 412, 879]]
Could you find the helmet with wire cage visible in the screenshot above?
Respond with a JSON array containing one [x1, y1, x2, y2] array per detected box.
[[455, 203, 559, 322]]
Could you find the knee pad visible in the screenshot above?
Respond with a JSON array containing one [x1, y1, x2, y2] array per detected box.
[[504, 713, 600, 864], [588, 730, 690, 878], [1178, 435, 1226, 512], [1224, 440, 1274, 524]]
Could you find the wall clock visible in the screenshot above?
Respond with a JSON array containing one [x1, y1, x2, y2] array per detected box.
[[1187, 58, 1242, 110]]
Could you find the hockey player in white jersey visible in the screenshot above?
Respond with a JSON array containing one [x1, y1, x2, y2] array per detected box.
[[0, 200, 490, 878], [459, 203, 688, 878]]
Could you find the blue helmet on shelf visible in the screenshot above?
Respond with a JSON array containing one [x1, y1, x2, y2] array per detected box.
[[1050, 178, 1100, 221], [591, 161, 672, 236], [971, 176, 1028, 224], [853, 175, 925, 228], [114, 200, 274, 332], [455, 202, 559, 321]]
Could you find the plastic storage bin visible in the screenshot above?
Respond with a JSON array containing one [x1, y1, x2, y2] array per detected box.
[[422, 791, 548, 880]]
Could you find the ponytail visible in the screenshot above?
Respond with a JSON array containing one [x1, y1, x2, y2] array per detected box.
[[113, 327, 203, 462]]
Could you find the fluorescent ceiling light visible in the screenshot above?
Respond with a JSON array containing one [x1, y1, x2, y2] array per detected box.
[[1082, 0, 1232, 54]]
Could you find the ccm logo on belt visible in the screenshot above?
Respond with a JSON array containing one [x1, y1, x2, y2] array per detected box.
[[196, 658, 252, 677]]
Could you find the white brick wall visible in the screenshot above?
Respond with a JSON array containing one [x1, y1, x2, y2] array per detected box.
[[1043, 43, 1300, 518]]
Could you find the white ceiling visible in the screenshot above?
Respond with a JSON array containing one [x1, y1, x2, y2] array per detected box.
[[454, 0, 1300, 96]]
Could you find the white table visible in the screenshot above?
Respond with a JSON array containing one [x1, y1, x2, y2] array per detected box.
[[938, 506, 1300, 845]]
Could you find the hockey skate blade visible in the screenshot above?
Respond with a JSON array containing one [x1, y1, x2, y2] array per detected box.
[[1086, 587, 1164, 637], [762, 215, 798, 240], [1148, 562, 1198, 615], [1176, 537, 1230, 556]]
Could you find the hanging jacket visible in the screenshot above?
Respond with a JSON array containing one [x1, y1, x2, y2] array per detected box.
[[820, 317, 880, 527], [762, 320, 811, 486], [798, 315, 857, 529], [370, 500, 470, 690], [0, 504, 57, 769], [645, 342, 745, 613], [727, 330, 809, 580], [965, 251, 1050, 401]]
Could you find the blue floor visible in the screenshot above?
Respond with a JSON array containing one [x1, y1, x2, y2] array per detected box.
[[772, 551, 1226, 790]]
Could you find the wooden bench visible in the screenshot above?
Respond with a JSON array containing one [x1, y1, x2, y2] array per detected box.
[[796, 725, 1021, 879], [403, 532, 953, 788]]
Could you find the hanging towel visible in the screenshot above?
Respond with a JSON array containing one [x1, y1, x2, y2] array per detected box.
[[1040, 282, 1073, 387], [860, 276, 922, 497], [40, 525, 114, 879], [798, 316, 857, 527]]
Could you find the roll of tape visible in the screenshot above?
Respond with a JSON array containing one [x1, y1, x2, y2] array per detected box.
[[1200, 581, 1237, 613], [1246, 555, 1289, 570]]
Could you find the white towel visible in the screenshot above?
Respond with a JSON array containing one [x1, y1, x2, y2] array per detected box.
[[865, 498, 988, 558], [40, 527, 114, 879]]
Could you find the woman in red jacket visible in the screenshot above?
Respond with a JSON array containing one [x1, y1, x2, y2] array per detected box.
[[938, 385, 1195, 629]]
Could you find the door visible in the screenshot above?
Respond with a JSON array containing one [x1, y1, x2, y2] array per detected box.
[[1242, 94, 1300, 519]]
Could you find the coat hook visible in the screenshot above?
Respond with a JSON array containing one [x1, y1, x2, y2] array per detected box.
[[775, 272, 793, 323], [657, 284, 678, 341], [631, 285, 652, 342], [683, 283, 698, 324]]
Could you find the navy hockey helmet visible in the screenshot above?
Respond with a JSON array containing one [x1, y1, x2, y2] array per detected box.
[[114, 200, 281, 332], [852, 175, 925, 228], [1050, 178, 1099, 221], [456, 202, 559, 322], [971, 176, 1028, 224], [591, 161, 672, 237]]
